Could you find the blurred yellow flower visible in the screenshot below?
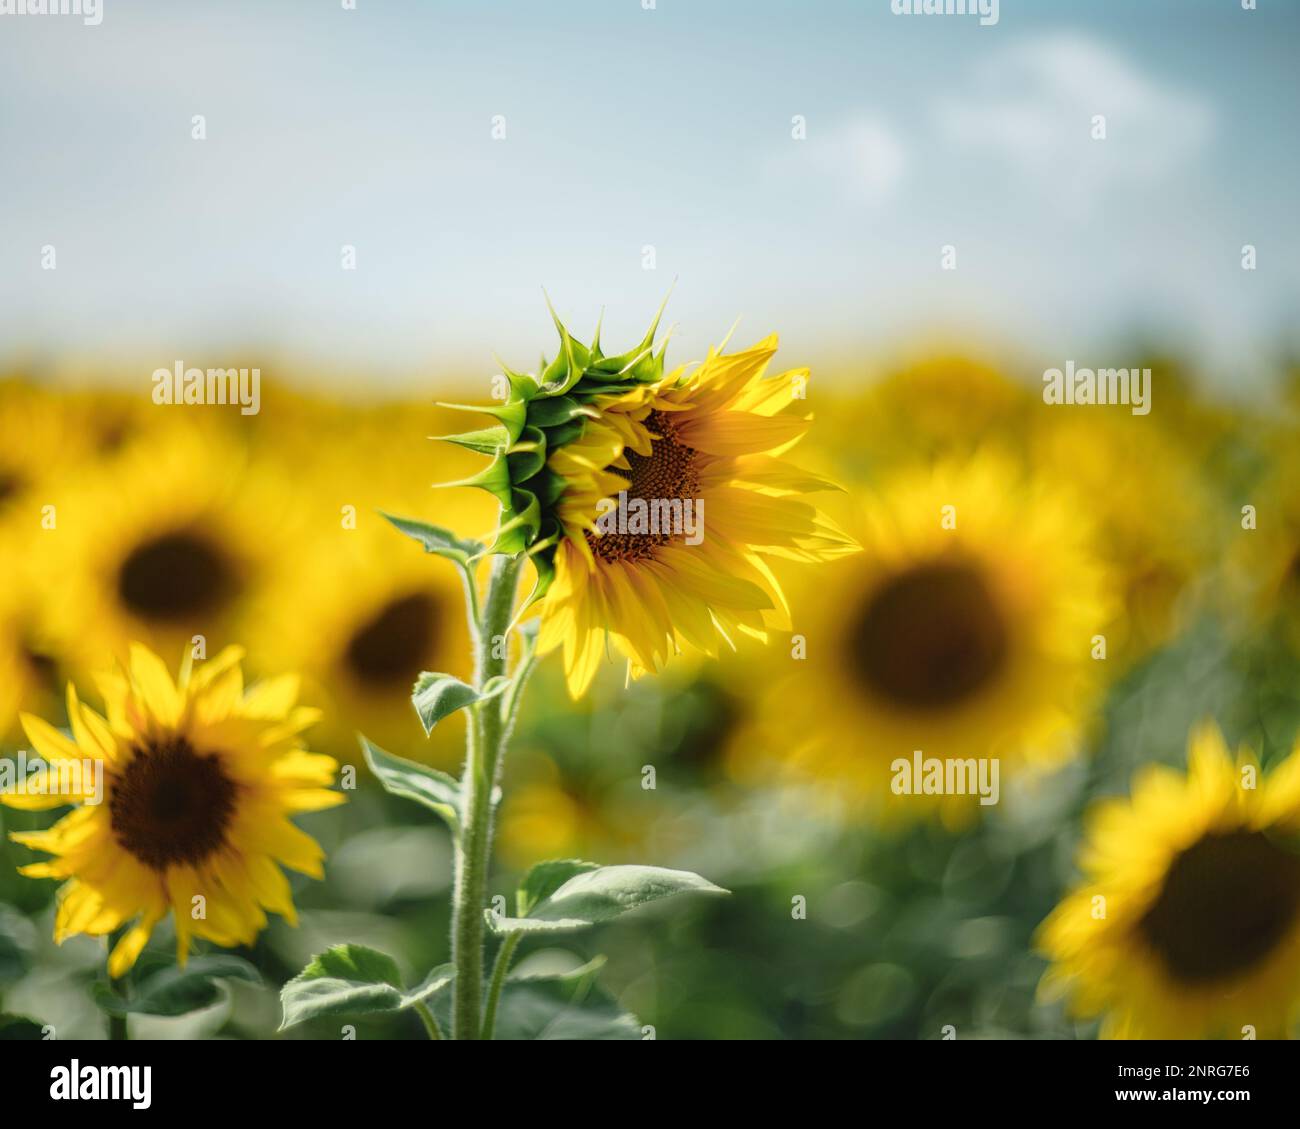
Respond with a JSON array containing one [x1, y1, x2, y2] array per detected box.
[[2, 643, 342, 976], [252, 402, 494, 765], [0, 581, 63, 745], [829, 351, 1031, 469], [1226, 443, 1300, 648], [1036, 721, 1300, 1039], [746, 451, 1117, 825], [1031, 412, 1218, 661], [40, 422, 297, 680]]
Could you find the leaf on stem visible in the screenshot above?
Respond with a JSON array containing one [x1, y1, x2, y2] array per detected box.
[[359, 736, 460, 833], [411, 672, 508, 736], [93, 955, 260, 1018], [381, 512, 485, 566], [279, 944, 455, 1030], [487, 864, 729, 936]]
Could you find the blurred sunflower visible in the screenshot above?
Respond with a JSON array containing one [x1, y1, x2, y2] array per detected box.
[[496, 753, 651, 869], [747, 451, 1117, 824], [1227, 442, 1300, 648], [0, 380, 99, 533], [1036, 721, 1300, 1039], [0, 580, 64, 745], [42, 422, 296, 680], [828, 351, 1031, 471], [3, 643, 342, 975], [253, 403, 494, 764], [454, 312, 856, 697], [1032, 413, 1218, 661]]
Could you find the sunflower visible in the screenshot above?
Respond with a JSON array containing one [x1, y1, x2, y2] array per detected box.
[[1, 643, 342, 975], [41, 421, 298, 682], [745, 451, 1117, 824], [0, 379, 101, 533], [0, 579, 63, 746], [1036, 721, 1300, 1039], [1226, 442, 1300, 649], [251, 403, 495, 764], [825, 350, 1032, 472], [443, 307, 857, 697], [1031, 412, 1218, 662]]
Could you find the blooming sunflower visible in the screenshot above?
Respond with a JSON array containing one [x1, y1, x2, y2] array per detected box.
[[1036, 721, 1300, 1039], [42, 421, 298, 681], [443, 306, 857, 697], [745, 451, 1117, 824], [1, 643, 341, 976]]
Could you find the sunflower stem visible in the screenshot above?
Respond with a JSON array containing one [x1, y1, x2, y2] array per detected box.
[[480, 933, 521, 1041], [107, 935, 129, 1041], [415, 1001, 443, 1040], [450, 552, 523, 1040]]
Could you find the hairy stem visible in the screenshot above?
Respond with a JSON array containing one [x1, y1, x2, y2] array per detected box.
[[107, 936, 129, 1041], [415, 1001, 444, 1040], [480, 933, 522, 1041], [450, 553, 523, 1040]]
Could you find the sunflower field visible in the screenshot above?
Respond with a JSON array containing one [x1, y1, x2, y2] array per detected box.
[[3, 335, 1300, 1044]]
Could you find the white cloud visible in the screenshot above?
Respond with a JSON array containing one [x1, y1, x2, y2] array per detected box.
[[934, 34, 1216, 212], [768, 116, 907, 206]]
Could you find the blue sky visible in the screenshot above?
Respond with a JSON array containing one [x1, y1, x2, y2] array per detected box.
[[1, 0, 1297, 393]]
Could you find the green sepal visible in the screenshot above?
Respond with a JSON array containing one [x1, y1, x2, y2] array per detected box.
[[487, 488, 541, 554], [437, 398, 529, 444], [437, 427, 509, 456], [505, 426, 548, 482]]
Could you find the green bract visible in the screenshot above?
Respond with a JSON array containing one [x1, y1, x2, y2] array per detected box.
[[437, 297, 673, 607]]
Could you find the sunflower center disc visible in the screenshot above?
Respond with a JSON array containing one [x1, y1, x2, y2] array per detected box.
[[117, 530, 235, 622], [0, 471, 23, 505], [848, 560, 1007, 710], [110, 737, 237, 870], [344, 591, 438, 688], [1138, 829, 1300, 985], [589, 410, 701, 563]]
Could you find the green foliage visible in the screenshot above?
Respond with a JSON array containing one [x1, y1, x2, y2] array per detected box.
[[410, 672, 507, 736], [360, 736, 461, 833], [94, 955, 259, 1018], [489, 863, 729, 936], [381, 512, 485, 566], [279, 944, 454, 1030]]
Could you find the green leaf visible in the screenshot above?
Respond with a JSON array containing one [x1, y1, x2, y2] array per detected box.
[[94, 955, 260, 1017], [516, 859, 601, 917], [279, 944, 455, 1030], [488, 864, 729, 936], [426, 954, 640, 1040], [0, 1014, 46, 1040], [381, 512, 485, 566], [411, 672, 507, 736], [360, 736, 460, 832]]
